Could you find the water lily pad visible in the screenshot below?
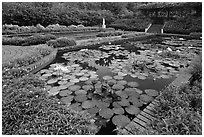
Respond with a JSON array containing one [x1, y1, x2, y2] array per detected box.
[[79, 77, 89, 81], [112, 115, 130, 128], [144, 89, 159, 97], [113, 75, 124, 80], [130, 74, 138, 78], [48, 86, 60, 96], [75, 89, 87, 95], [70, 78, 80, 83], [82, 85, 94, 91], [59, 89, 72, 96], [47, 79, 58, 84], [137, 75, 146, 80], [132, 99, 143, 107], [115, 91, 128, 98], [75, 72, 85, 76], [112, 102, 121, 108], [68, 103, 80, 110], [68, 85, 81, 91], [74, 94, 87, 102], [125, 105, 140, 115], [160, 75, 170, 79], [64, 82, 75, 87], [140, 94, 154, 103], [60, 96, 74, 105], [103, 76, 112, 81], [82, 100, 96, 109], [96, 101, 110, 109], [134, 88, 143, 94], [113, 107, 124, 115], [117, 80, 127, 85], [127, 82, 139, 87], [42, 73, 52, 77], [112, 84, 125, 90], [88, 107, 99, 114], [81, 69, 89, 73], [58, 80, 68, 85], [71, 64, 80, 67], [99, 108, 114, 119], [118, 72, 127, 76], [58, 85, 68, 90], [118, 98, 130, 106]]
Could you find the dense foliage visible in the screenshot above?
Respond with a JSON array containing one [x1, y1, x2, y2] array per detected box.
[[164, 17, 202, 34], [109, 18, 151, 31], [2, 34, 57, 46], [2, 75, 97, 135], [46, 37, 76, 48], [2, 2, 141, 27], [96, 31, 124, 37], [2, 24, 103, 35]]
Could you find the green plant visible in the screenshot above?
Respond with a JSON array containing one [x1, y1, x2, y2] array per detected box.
[[22, 34, 57, 46], [96, 31, 124, 37], [47, 37, 76, 48], [2, 75, 97, 135], [188, 53, 202, 82], [109, 18, 151, 31]]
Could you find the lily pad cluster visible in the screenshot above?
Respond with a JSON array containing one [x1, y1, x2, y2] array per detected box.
[[40, 67, 159, 128]]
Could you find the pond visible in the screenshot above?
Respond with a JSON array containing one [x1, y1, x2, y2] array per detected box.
[[35, 35, 201, 134]]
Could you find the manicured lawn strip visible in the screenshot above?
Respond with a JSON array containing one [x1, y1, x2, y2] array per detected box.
[[3, 45, 53, 69]]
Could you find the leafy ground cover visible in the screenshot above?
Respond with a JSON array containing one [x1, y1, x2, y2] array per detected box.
[[109, 18, 151, 31], [46, 37, 76, 48], [2, 75, 98, 135]]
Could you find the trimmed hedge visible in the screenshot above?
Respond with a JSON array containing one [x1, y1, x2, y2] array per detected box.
[[121, 32, 146, 38], [47, 37, 76, 48], [2, 34, 57, 46], [96, 31, 124, 37], [2, 24, 102, 35], [109, 18, 151, 31]]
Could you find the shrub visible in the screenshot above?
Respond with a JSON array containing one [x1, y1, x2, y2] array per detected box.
[[2, 75, 97, 135], [164, 17, 202, 34], [109, 18, 151, 31], [47, 37, 76, 48], [189, 32, 202, 38], [188, 53, 202, 82], [96, 31, 124, 37], [22, 34, 57, 46], [2, 36, 25, 45]]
